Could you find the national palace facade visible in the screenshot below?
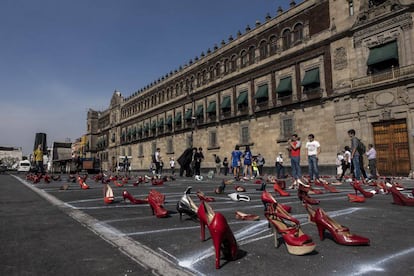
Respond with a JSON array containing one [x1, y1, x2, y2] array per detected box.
[[85, 0, 414, 176]]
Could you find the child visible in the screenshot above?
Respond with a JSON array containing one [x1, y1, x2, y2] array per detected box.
[[252, 157, 259, 178], [169, 157, 175, 175]]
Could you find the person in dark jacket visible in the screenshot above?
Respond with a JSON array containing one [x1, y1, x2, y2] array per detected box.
[[177, 148, 193, 177]]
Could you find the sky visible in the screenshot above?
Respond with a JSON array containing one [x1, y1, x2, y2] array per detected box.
[[0, 0, 295, 156]]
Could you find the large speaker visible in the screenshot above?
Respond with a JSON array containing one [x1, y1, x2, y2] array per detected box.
[[34, 133, 47, 152]]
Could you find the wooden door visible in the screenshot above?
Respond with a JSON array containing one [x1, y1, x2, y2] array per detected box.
[[373, 119, 410, 176]]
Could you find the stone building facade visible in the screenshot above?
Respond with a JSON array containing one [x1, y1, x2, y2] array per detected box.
[[85, 0, 414, 176]]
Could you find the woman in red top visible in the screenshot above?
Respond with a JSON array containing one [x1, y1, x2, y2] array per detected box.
[[288, 134, 302, 188]]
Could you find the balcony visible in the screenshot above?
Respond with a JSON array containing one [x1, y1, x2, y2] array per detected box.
[[352, 65, 414, 88]]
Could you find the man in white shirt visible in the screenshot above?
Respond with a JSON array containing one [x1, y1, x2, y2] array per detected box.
[[366, 144, 377, 179], [305, 134, 321, 181]]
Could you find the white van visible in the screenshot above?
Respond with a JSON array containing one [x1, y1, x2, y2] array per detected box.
[[17, 160, 31, 173]]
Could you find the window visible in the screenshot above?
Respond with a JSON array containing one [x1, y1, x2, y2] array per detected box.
[[230, 55, 237, 72], [209, 131, 218, 147], [221, 96, 231, 114], [207, 101, 217, 119], [237, 91, 248, 111], [367, 41, 399, 74], [223, 59, 229, 74], [151, 143, 157, 157], [301, 68, 320, 93], [248, 46, 255, 65], [138, 144, 143, 156], [259, 40, 268, 59], [281, 118, 294, 139], [127, 147, 131, 156], [240, 126, 249, 144], [241, 50, 248, 68], [122, 148, 126, 156], [276, 77, 293, 99], [254, 84, 269, 104], [215, 63, 221, 77], [167, 139, 173, 153], [282, 29, 291, 50], [270, 36, 278, 54], [293, 23, 303, 43]]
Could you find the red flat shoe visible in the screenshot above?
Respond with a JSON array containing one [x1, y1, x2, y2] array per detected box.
[[147, 190, 168, 218], [197, 190, 215, 202], [235, 185, 246, 192], [347, 194, 365, 203], [235, 211, 260, 221], [152, 179, 164, 186], [314, 208, 370, 245], [197, 201, 238, 269], [114, 180, 124, 187]]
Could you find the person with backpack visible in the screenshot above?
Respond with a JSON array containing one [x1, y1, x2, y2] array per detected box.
[[348, 129, 366, 180]]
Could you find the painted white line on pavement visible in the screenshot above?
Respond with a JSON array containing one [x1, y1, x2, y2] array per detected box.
[[12, 175, 193, 276], [351, 247, 414, 275]]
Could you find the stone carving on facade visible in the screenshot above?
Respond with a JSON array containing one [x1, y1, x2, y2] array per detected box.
[[364, 93, 376, 110], [375, 91, 395, 106], [333, 47, 347, 70], [354, 13, 411, 47], [355, 0, 402, 27], [397, 88, 410, 104]]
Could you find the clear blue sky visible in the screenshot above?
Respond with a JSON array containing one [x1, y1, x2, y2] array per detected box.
[[0, 0, 295, 156]]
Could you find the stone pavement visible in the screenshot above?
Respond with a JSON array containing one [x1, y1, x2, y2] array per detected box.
[[1, 172, 414, 276]]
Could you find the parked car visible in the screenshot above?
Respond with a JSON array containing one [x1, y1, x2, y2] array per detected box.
[[17, 160, 31, 173]]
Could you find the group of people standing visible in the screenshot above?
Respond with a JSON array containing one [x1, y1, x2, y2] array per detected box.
[[229, 145, 266, 180], [151, 128, 377, 182], [337, 129, 377, 181]]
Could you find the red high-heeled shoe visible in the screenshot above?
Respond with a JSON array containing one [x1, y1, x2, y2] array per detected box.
[[389, 186, 414, 206], [314, 208, 370, 245], [351, 181, 374, 198], [77, 176, 89, 190], [298, 188, 320, 205], [114, 180, 124, 187], [122, 190, 148, 204], [147, 190, 168, 218], [303, 202, 316, 224], [261, 190, 292, 213], [104, 184, 114, 204], [265, 206, 316, 255], [152, 178, 164, 186], [274, 183, 290, 197], [197, 190, 215, 202], [197, 201, 238, 269]]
